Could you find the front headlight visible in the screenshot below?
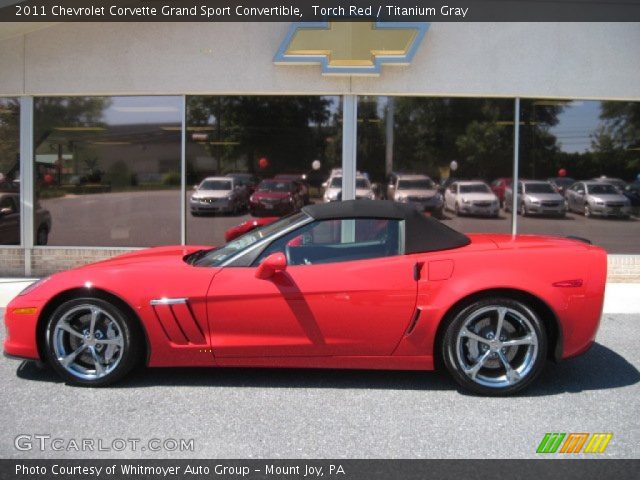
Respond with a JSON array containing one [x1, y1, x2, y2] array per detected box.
[[462, 198, 471, 204], [396, 194, 406, 202], [18, 277, 50, 296], [368, 192, 376, 200], [594, 200, 604, 205], [529, 198, 540, 205]]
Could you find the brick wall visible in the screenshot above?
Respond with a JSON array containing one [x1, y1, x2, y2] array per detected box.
[[0, 248, 25, 276]]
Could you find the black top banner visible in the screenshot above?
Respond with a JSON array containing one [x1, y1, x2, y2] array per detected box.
[[1, 0, 640, 22]]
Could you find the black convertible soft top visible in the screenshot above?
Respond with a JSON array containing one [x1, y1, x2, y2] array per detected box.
[[302, 200, 470, 254]]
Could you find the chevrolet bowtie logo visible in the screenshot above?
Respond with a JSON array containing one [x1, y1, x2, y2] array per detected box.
[[274, 22, 429, 76]]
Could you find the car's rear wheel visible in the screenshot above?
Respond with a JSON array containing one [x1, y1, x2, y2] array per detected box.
[[442, 297, 547, 395], [44, 298, 142, 386]]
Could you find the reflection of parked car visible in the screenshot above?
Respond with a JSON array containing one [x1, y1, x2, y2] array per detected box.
[[323, 176, 375, 202], [547, 177, 576, 196], [591, 176, 627, 193], [504, 180, 566, 217], [250, 179, 303, 216], [566, 181, 631, 218], [6, 199, 608, 396], [0, 193, 51, 245], [490, 178, 512, 207], [444, 181, 500, 217], [190, 177, 246, 216], [225, 173, 260, 195], [274, 174, 311, 204], [623, 182, 640, 215], [391, 174, 443, 217], [225, 217, 278, 242]]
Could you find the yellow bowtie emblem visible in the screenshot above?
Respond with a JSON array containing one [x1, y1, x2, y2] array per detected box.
[[274, 22, 429, 76]]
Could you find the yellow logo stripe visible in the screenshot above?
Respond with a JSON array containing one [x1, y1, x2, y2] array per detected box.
[[584, 433, 613, 453]]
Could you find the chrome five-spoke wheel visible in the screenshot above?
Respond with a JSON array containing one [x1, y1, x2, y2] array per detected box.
[[45, 298, 141, 386], [443, 297, 547, 395]]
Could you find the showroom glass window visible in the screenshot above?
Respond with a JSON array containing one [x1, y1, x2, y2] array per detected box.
[[0, 98, 20, 245], [33, 96, 182, 247], [518, 99, 640, 254], [185, 96, 341, 246], [356, 96, 514, 234]]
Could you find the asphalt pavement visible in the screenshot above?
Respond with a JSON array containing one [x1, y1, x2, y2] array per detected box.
[[1, 309, 638, 459], [40, 192, 640, 252]]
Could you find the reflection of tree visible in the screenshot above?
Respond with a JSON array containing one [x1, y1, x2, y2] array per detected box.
[[0, 99, 19, 181], [359, 97, 517, 183], [34, 97, 110, 187], [597, 102, 640, 150], [186, 96, 337, 181]]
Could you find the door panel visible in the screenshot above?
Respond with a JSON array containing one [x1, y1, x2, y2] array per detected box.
[[208, 255, 418, 357]]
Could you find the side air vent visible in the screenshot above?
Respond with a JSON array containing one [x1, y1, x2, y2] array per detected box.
[[150, 299, 206, 345], [405, 308, 422, 336]]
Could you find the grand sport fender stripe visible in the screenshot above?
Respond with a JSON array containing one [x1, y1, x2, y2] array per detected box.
[[150, 298, 206, 345]]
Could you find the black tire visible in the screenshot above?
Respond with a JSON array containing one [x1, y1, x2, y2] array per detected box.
[[44, 298, 142, 387], [442, 297, 547, 396]]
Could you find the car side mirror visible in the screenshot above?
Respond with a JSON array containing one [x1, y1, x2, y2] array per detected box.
[[0, 207, 12, 216], [255, 252, 287, 280]]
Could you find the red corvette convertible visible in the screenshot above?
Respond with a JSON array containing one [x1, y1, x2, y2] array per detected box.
[[4, 200, 606, 395]]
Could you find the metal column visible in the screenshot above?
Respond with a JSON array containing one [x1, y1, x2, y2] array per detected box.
[[19, 97, 34, 277], [180, 95, 187, 245], [511, 98, 520, 236], [341, 94, 358, 201]]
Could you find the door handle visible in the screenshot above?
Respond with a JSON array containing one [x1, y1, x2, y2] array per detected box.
[[413, 262, 424, 281]]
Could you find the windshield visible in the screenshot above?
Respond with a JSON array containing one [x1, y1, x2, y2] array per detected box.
[[356, 178, 371, 189], [398, 179, 434, 190], [192, 212, 307, 267], [588, 184, 619, 195], [460, 184, 490, 194], [553, 178, 575, 187], [329, 177, 342, 188], [258, 181, 291, 192], [199, 180, 232, 191], [525, 183, 555, 194]]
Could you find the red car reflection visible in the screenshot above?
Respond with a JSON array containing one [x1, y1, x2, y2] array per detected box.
[[249, 179, 304, 217], [224, 217, 278, 242]]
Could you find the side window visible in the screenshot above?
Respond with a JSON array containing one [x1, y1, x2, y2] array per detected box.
[[254, 218, 402, 266]]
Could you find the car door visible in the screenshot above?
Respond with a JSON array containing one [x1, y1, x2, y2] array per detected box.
[[207, 218, 418, 358]]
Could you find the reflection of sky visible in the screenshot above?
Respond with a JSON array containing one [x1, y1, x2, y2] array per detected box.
[[549, 101, 602, 153], [102, 96, 182, 125]]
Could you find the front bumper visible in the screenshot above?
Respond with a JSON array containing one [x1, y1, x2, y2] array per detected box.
[[591, 205, 630, 217], [526, 203, 566, 215], [3, 297, 41, 361], [458, 204, 499, 216], [190, 198, 232, 213], [250, 201, 293, 215]]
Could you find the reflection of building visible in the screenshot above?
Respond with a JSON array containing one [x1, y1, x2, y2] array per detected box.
[[0, 22, 639, 278]]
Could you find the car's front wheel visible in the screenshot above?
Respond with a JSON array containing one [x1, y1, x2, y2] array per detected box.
[[442, 297, 547, 395], [44, 298, 142, 386]]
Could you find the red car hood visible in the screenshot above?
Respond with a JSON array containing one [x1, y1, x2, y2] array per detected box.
[[80, 245, 213, 269], [252, 191, 290, 200]]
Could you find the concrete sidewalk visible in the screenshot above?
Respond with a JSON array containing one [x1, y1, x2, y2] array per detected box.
[[0, 278, 639, 314]]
